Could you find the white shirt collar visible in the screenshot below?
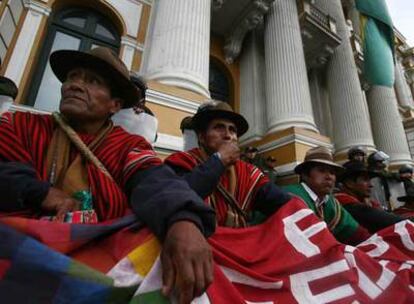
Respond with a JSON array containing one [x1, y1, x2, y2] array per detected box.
[[301, 182, 329, 207]]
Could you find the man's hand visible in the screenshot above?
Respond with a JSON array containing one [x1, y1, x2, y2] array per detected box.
[[161, 221, 213, 304], [41, 187, 80, 222], [218, 142, 240, 167]]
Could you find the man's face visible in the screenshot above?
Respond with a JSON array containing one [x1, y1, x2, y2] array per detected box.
[[60, 67, 122, 122], [198, 118, 238, 153], [303, 164, 336, 197], [345, 174, 372, 199]]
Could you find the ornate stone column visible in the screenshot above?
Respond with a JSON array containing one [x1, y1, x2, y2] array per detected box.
[[367, 86, 412, 165], [142, 0, 211, 97], [314, 0, 375, 154], [239, 30, 266, 143], [394, 57, 414, 109], [264, 0, 317, 133]]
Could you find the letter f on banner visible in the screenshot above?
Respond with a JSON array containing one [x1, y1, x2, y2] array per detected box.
[[283, 209, 327, 258]]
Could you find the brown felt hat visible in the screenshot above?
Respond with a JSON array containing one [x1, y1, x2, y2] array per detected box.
[[50, 47, 139, 108], [192, 100, 249, 136], [294, 146, 344, 175]]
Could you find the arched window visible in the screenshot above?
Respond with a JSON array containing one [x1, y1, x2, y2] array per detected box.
[[27, 7, 121, 112], [209, 60, 231, 103]]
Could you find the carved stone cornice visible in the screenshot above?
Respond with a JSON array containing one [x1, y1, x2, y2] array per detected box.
[[223, 0, 274, 64]]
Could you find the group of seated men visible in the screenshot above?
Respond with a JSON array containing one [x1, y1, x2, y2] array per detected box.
[[0, 46, 413, 303]]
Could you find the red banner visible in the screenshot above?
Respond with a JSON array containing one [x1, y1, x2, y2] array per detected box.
[[206, 197, 414, 303]]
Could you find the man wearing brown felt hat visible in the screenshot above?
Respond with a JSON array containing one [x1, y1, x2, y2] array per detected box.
[[165, 99, 292, 228], [285, 146, 371, 245], [0, 47, 217, 303]]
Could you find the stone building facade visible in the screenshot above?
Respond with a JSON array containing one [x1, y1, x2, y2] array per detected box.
[[1, 0, 414, 182]]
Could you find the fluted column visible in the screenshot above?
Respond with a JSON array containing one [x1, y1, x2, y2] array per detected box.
[[314, 0, 375, 153], [264, 0, 317, 133], [142, 0, 211, 97], [395, 58, 414, 109], [367, 86, 412, 165], [240, 30, 266, 143]]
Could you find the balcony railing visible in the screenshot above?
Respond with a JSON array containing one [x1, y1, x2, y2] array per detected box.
[[297, 0, 341, 69]]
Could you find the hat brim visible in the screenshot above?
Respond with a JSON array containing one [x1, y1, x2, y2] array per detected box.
[[50, 50, 139, 108], [192, 109, 249, 136], [294, 159, 344, 175]]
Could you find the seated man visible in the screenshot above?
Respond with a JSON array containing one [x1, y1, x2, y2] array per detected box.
[[284, 147, 371, 245], [165, 100, 291, 227], [335, 161, 405, 233], [0, 47, 215, 303]]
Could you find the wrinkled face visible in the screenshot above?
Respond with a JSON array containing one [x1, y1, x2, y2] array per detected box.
[[345, 173, 372, 199], [302, 165, 336, 197], [198, 118, 238, 153], [60, 67, 122, 122]]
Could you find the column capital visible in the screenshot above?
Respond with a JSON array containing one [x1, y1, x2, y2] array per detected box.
[[224, 0, 274, 64], [23, 0, 51, 16]]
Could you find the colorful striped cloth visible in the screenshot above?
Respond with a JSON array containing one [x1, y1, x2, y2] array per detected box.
[[2, 196, 414, 303]]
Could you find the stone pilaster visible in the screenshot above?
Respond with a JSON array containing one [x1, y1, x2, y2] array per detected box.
[[239, 30, 266, 143], [367, 86, 412, 165], [314, 0, 375, 154], [395, 58, 414, 109], [142, 0, 211, 97], [5, 1, 51, 85], [264, 0, 317, 133]]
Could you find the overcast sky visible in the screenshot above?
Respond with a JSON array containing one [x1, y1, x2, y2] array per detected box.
[[386, 0, 414, 45]]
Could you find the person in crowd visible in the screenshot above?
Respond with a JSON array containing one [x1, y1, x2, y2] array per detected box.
[[284, 147, 371, 245], [368, 151, 391, 210], [242, 146, 262, 167], [347, 146, 367, 163], [394, 188, 414, 218], [111, 73, 158, 143], [399, 164, 414, 194], [165, 100, 291, 228], [180, 116, 198, 151], [0, 65, 18, 113], [335, 161, 405, 233], [262, 155, 278, 184], [0, 47, 216, 304]]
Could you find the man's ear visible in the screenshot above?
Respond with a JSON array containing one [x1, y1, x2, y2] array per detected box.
[[110, 97, 123, 115]]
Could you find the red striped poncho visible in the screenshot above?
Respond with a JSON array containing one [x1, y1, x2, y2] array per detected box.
[[165, 148, 269, 226], [0, 111, 162, 220]]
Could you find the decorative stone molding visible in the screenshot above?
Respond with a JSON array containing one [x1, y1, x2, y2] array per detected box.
[[145, 89, 199, 114], [223, 0, 274, 64], [23, 0, 51, 16]]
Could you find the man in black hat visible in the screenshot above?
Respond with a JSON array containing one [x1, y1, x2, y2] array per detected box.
[[335, 161, 405, 233], [285, 147, 371, 245], [165, 100, 291, 228], [0, 47, 216, 303], [399, 164, 414, 194]]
